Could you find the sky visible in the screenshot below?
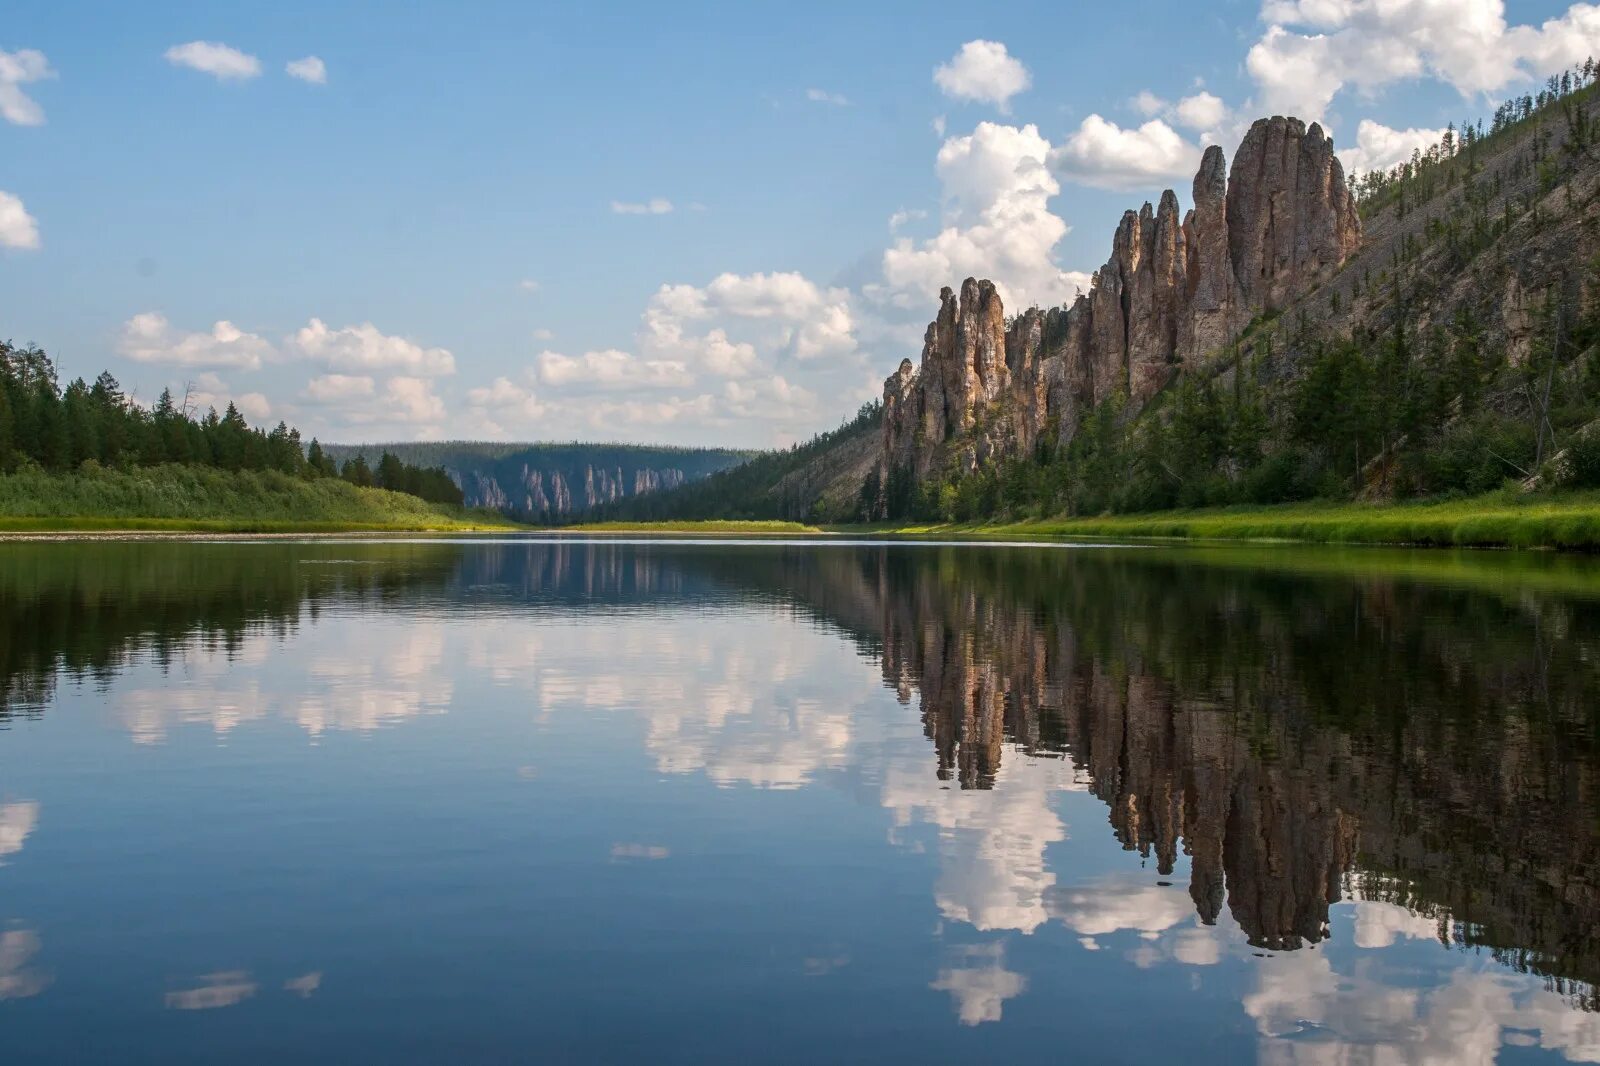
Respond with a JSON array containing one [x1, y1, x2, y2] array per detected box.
[[5, 0, 1600, 448]]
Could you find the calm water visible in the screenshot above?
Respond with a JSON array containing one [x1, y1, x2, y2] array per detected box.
[[2, 538, 1600, 1063]]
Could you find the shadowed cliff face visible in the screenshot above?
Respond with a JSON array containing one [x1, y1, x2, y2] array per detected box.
[[725, 545, 1600, 998], [878, 116, 1361, 494]]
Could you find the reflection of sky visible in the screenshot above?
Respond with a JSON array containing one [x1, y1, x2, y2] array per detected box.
[[2, 572, 1597, 1061]]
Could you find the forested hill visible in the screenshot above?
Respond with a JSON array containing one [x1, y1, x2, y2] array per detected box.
[[322, 441, 751, 521], [582, 403, 882, 525], [708, 62, 1600, 525]]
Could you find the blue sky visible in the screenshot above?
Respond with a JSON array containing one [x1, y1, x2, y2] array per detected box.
[[4, 1, 1597, 446]]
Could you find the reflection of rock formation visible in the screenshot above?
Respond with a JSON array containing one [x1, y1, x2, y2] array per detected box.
[[740, 545, 1600, 999]]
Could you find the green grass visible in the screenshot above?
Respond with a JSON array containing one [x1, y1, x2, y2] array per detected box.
[[0, 463, 519, 533], [850, 489, 1600, 550], [562, 519, 822, 535]]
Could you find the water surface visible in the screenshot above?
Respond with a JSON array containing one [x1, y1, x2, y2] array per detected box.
[[2, 537, 1599, 1063]]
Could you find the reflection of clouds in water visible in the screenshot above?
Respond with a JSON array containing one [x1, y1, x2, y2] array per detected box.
[[930, 943, 1026, 1026], [1351, 899, 1446, 950], [1246, 951, 1600, 1065], [883, 754, 1082, 933], [165, 970, 258, 1010], [0, 801, 39, 863], [284, 971, 322, 998], [0, 927, 49, 1000], [513, 619, 856, 791], [1050, 872, 1225, 968], [115, 621, 452, 742], [611, 843, 670, 861]]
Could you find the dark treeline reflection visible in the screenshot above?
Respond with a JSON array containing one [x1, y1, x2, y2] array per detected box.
[[5, 538, 1600, 1008], [0, 542, 457, 718], [719, 544, 1600, 1006]]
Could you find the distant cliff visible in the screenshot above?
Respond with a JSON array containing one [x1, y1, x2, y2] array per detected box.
[[323, 442, 751, 522]]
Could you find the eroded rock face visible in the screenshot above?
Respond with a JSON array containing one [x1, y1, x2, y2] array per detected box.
[[877, 114, 1359, 509], [1226, 117, 1361, 312]]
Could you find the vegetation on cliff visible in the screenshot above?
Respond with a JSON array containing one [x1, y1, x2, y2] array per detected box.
[[868, 64, 1600, 534]]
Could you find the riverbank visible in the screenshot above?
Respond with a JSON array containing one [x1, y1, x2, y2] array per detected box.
[[0, 464, 518, 535], [563, 489, 1600, 550], [854, 490, 1600, 549]]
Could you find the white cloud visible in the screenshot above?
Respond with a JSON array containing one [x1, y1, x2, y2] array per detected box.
[[287, 318, 456, 376], [932, 114, 947, 137], [0, 48, 53, 126], [934, 40, 1031, 113], [536, 348, 692, 389], [888, 208, 928, 232], [518, 279, 540, 293], [1173, 91, 1227, 132], [466, 376, 545, 421], [285, 56, 326, 84], [1132, 90, 1168, 117], [1339, 118, 1451, 175], [118, 313, 273, 371], [382, 376, 446, 423], [301, 374, 375, 402], [163, 41, 262, 81], [882, 122, 1085, 310], [186, 372, 272, 422], [0, 190, 40, 250], [611, 198, 674, 215], [806, 88, 850, 106], [1248, 0, 1600, 122], [531, 327, 554, 341], [721, 375, 817, 419], [640, 271, 857, 373], [1049, 115, 1202, 191]]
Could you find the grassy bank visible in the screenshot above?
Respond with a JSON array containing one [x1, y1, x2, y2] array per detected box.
[[0, 464, 517, 533], [856, 490, 1600, 550], [563, 519, 822, 535]]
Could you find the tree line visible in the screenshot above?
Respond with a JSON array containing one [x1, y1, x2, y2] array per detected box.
[[0, 340, 464, 507]]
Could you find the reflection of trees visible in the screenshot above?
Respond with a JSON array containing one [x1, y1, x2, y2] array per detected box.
[[724, 545, 1600, 1002], [0, 543, 457, 719]]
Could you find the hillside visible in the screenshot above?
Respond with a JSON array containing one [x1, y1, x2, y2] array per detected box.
[[679, 66, 1600, 528], [582, 403, 881, 524], [0, 463, 507, 532], [323, 441, 750, 522]]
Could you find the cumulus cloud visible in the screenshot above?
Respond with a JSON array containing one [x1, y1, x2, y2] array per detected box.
[[611, 198, 674, 215], [164, 41, 262, 81], [721, 375, 816, 419], [301, 374, 375, 402], [382, 376, 446, 423], [466, 376, 545, 422], [888, 207, 928, 232], [287, 318, 456, 376], [0, 190, 40, 250], [934, 40, 1031, 113], [536, 348, 692, 389], [185, 372, 272, 422], [118, 313, 273, 371], [1173, 91, 1227, 133], [1339, 118, 1451, 175], [1248, 0, 1600, 121], [0, 48, 54, 126], [882, 122, 1086, 310], [639, 271, 857, 374], [806, 88, 850, 106], [285, 56, 327, 84], [1049, 115, 1203, 191]]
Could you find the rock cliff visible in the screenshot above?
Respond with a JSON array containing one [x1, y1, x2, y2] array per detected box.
[[877, 116, 1360, 499]]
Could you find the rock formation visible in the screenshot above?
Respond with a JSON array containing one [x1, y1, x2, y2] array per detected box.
[[876, 116, 1361, 505]]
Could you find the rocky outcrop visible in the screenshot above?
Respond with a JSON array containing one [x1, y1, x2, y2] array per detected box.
[[876, 116, 1360, 508]]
